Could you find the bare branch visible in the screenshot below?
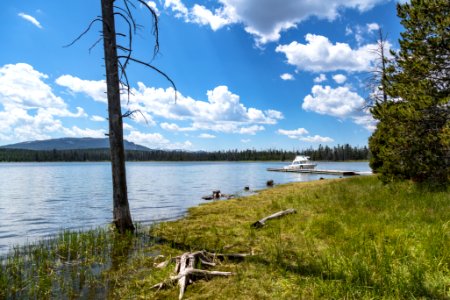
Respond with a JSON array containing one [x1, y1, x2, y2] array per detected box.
[[63, 18, 104, 48], [117, 56, 177, 101], [136, 0, 160, 57]]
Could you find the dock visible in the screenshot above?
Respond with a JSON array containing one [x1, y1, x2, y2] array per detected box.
[[267, 168, 358, 176]]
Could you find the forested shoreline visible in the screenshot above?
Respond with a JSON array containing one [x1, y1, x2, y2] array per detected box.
[[0, 144, 369, 162]]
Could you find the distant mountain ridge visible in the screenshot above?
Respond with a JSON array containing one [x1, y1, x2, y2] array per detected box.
[[0, 137, 151, 151]]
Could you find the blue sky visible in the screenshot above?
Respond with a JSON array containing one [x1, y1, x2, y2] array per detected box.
[[0, 0, 404, 150]]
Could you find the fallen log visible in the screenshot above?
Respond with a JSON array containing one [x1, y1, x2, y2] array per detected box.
[[251, 208, 296, 228], [152, 250, 249, 299]]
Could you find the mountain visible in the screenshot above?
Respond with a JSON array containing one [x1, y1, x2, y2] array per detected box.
[[0, 137, 151, 151]]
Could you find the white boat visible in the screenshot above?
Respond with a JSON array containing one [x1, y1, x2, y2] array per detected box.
[[283, 156, 317, 170]]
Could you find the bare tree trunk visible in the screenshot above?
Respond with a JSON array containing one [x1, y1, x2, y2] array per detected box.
[[101, 0, 134, 233]]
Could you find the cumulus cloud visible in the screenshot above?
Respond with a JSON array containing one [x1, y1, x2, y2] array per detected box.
[[126, 130, 192, 149], [278, 127, 333, 143], [276, 34, 380, 72], [367, 22, 380, 32], [299, 135, 334, 143], [146, 1, 160, 15], [198, 133, 216, 139], [280, 73, 294, 81], [313, 74, 327, 83], [302, 85, 376, 130], [303, 85, 364, 118], [56, 75, 107, 103], [277, 128, 309, 139], [164, 0, 386, 44], [90, 115, 105, 122], [63, 126, 106, 138], [18, 13, 43, 29], [160, 122, 195, 132], [0, 63, 94, 143], [59, 76, 283, 135], [239, 125, 265, 135], [332, 74, 347, 84]]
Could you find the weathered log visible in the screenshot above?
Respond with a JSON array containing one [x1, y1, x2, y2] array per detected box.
[[251, 208, 296, 228]]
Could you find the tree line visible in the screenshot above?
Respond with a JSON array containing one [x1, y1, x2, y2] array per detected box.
[[0, 144, 369, 162]]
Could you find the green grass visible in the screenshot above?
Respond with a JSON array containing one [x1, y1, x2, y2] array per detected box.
[[1, 176, 449, 299]]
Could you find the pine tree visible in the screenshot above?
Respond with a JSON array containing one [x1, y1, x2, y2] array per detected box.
[[369, 0, 450, 185]]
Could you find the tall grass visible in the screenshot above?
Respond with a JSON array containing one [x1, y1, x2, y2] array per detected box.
[[144, 176, 450, 299], [1, 176, 449, 299]]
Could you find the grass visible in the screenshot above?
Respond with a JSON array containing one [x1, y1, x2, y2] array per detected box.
[[1, 176, 449, 299]]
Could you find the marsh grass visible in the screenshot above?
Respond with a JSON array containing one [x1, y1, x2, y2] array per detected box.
[[1, 176, 449, 299], [0, 224, 158, 299]]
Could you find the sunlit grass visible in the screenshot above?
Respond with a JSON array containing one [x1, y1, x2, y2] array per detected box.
[[1, 176, 449, 299]]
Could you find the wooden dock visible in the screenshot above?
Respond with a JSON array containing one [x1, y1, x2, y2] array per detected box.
[[267, 168, 358, 176]]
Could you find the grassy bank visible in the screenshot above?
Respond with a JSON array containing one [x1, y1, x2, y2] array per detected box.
[[1, 176, 449, 299]]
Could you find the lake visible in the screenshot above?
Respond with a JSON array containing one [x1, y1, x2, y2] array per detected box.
[[0, 161, 370, 254]]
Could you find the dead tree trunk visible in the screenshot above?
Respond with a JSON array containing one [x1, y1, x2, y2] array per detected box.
[[101, 0, 134, 233]]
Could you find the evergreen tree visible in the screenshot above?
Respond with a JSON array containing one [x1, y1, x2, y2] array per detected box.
[[369, 0, 449, 185]]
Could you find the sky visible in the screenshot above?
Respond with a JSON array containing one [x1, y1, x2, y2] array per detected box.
[[0, 0, 406, 151]]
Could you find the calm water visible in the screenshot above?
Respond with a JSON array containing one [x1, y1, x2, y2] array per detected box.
[[0, 161, 370, 254]]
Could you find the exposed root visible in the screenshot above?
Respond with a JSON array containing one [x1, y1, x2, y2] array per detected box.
[[152, 250, 249, 299]]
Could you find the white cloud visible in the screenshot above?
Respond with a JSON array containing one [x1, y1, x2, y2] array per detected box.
[[164, 0, 386, 44], [277, 128, 309, 139], [299, 135, 334, 143], [56, 75, 107, 103], [198, 133, 216, 139], [90, 115, 105, 122], [18, 13, 42, 29], [239, 125, 264, 135], [313, 74, 327, 83], [190, 4, 235, 31], [160, 122, 195, 132], [123, 123, 134, 131], [0, 63, 94, 143], [164, 0, 189, 16], [367, 22, 380, 32], [276, 34, 380, 72], [280, 73, 294, 81], [56, 75, 283, 137], [126, 130, 192, 149], [332, 74, 347, 84], [302, 85, 376, 131], [241, 139, 251, 143], [131, 84, 282, 133], [146, 1, 160, 15], [303, 85, 365, 118], [278, 127, 333, 143], [63, 126, 106, 138]]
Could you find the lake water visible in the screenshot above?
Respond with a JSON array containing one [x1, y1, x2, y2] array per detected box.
[[0, 161, 370, 254]]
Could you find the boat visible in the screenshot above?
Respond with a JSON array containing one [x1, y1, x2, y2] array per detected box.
[[283, 156, 317, 170]]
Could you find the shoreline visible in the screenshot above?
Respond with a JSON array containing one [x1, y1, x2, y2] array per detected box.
[[2, 175, 449, 299]]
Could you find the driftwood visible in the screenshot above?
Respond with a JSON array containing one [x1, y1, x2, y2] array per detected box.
[[152, 250, 249, 299], [252, 208, 296, 228]]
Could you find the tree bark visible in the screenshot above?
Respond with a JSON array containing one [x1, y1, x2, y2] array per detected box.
[[101, 0, 134, 233]]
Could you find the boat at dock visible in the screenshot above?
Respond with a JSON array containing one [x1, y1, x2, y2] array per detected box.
[[283, 156, 317, 170]]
